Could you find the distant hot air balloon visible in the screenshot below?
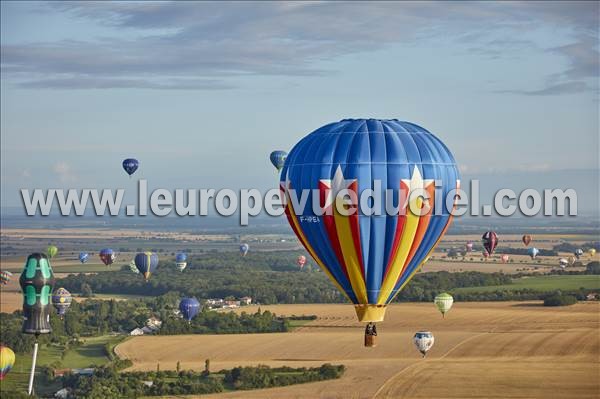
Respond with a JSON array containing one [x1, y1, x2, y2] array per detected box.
[[122, 158, 139, 177], [52, 287, 72, 319], [175, 252, 187, 272], [135, 252, 158, 281], [270, 150, 288, 171], [481, 232, 498, 255], [527, 247, 539, 260], [280, 119, 460, 325], [501, 254, 510, 263], [465, 241, 474, 252], [297, 255, 307, 269], [414, 331, 435, 357], [179, 297, 200, 322], [46, 245, 58, 259], [99, 249, 116, 266], [0, 345, 15, 380], [522, 235, 532, 246], [129, 260, 139, 274], [559, 258, 569, 269], [78, 252, 89, 264], [574, 248, 584, 260], [0, 271, 13, 285], [589, 248, 597, 257], [239, 243, 249, 257], [434, 293, 453, 318]]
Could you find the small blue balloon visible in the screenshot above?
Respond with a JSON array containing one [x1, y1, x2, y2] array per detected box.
[[179, 297, 200, 322], [122, 158, 139, 176]]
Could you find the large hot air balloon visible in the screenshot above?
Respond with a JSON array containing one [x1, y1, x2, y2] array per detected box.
[[465, 241, 473, 253], [501, 254, 510, 263], [122, 158, 139, 177], [589, 248, 597, 257], [280, 119, 460, 324], [0, 271, 13, 285], [46, 245, 58, 259], [297, 255, 307, 269], [52, 287, 72, 318], [78, 252, 89, 264], [99, 249, 116, 266], [175, 253, 187, 272], [527, 247, 539, 260], [522, 235, 532, 246], [135, 252, 158, 281], [0, 345, 15, 380], [481, 232, 498, 255], [434, 293, 453, 318], [239, 243, 249, 257], [179, 297, 200, 322], [270, 150, 288, 171], [414, 331, 435, 357], [559, 258, 569, 269], [20, 253, 55, 335], [574, 248, 584, 260]]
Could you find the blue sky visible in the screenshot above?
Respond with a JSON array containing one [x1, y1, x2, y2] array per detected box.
[[1, 2, 598, 213]]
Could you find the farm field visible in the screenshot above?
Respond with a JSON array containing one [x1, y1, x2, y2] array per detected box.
[[454, 274, 600, 293], [117, 302, 600, 399]]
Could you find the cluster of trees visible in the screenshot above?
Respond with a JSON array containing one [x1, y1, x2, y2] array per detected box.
[[224, 364, 345, 390], [543, 292, 578, 307], [58, 363, 344, 398], [552, 241, 599, 253]]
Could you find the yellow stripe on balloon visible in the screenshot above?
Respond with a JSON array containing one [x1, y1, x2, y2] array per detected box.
[[333, 196, 368, 304], [285, 192, 351, 302], [377, 194, 423, 304]]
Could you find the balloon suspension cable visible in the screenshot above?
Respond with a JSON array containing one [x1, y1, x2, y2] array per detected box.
[[28, 334, 40, 396]]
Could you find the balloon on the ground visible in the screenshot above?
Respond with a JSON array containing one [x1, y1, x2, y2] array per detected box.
[[270, 150, 287, 171], [567, 256, 576, 266], [52, 287, 72, 318], [297, 255, 307, 269], [527, 247, 539, 260], [122, 158, 139, 176], [239, 243, 249, 257], [589, 248, 596, 257], [99, 249, 116, 266], [179, 297, 200, 322], [434, 293, 453, 317], [465, 241, 473, 252], [501, 254, 510, 263], [481, 232, 498, 255], [175, 252, 187, 272], [559, 258, 569, 268], [280, 119, 460, 323], [414, 331, 435, 357], [522, 235, 532, 246], [0, 345, 15, 380], [574, 249, 584, 259], [135, 252, 158, 281], [46, 245, 58, 259], [0, 271, 13, 285], [78, 252, 89, 264], [20, 253, 55, 335]]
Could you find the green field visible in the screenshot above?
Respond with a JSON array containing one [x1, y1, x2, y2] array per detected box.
[[0, 335, 125, 396], [454, 275, 600, 293]]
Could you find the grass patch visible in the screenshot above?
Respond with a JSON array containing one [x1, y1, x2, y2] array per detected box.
[[454, 275, 600, 294]]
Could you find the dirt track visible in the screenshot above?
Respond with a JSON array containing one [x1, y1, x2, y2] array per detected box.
[[115, 302, 600, 398]]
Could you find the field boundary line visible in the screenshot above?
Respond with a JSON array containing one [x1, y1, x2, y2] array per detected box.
[[372, 330, 491, 399]]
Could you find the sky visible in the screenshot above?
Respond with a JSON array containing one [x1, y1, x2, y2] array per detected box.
[[1, 1, 599, 214]]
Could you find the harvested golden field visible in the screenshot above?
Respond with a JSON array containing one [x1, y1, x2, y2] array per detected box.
[[116, 302, 600, 398]]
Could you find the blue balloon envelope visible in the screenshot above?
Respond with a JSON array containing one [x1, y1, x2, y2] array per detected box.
[[134, 252, 158, 281], [179, 297, 200, 322], [78, 252, 89, 264], [122, 158, 139, 176], [175, 253, 187, 263], [280, 119, 460, 322], [270, 150, 287, 171]]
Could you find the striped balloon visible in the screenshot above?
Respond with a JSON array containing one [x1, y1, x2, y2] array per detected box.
[[434, 293, 454, 317], [0, 271, 13, 285], [134, 252, 159, 281], [281, 119, 460, 323], [0, 345, 15, 380]]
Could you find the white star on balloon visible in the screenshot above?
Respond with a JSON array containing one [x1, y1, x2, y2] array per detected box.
[[401, 166, 434, 210], [319, 166, 356, 210]]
